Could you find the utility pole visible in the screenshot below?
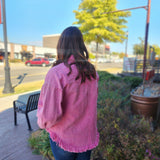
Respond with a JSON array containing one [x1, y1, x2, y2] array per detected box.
[[2, 0, 14, 93]]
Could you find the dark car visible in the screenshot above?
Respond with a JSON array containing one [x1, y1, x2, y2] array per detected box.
[[25, 57, 50, 67]]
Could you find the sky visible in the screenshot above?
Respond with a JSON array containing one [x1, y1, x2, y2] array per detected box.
[[0, 0, 159, 55]]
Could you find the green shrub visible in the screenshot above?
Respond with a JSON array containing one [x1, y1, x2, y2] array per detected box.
[[97, 71, 130, 109], [92, 105, 160, 160], [28, 129, 54, 160], [123, 76, 143, 89]]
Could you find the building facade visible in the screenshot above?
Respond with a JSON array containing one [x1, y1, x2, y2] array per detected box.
[[43, 34, 60, 48], [0, 41, 57, 61], [0, 33, 111, 62], [43, 34, 110, 57]]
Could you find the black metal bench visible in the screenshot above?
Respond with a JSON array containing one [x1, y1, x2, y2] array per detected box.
[[13, 93, 40, 130]]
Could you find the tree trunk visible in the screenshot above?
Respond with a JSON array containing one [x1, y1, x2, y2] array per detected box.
[[95, 42, 99, 69]]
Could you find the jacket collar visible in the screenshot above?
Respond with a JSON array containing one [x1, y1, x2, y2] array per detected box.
[[68, 55, 75, 64]]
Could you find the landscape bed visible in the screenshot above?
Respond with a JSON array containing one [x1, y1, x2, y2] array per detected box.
[[28, 71, 160, 160]]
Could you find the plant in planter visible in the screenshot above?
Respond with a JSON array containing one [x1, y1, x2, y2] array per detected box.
[[130, 0, 160, 125], [131, 68, 160, 128], [131, 43, 160, 130]]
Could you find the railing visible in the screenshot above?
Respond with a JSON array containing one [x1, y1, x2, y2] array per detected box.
[[135, 60, 160, 74]]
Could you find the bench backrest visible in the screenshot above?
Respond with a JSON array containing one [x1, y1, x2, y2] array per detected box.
[[26, 93, 40, 112]]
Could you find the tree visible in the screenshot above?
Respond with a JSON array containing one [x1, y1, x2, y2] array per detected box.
[[73, 0, 131, 52], [111, 51, 125, 58], [133, 37, 144, 57], [152, 44, 160, 57], [133, 37, 150, 58], [111, 51, 119, 56], [119, 52, 125, 59]]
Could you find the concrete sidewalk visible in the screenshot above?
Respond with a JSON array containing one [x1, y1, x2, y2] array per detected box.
[[0, 90, 47, 160]]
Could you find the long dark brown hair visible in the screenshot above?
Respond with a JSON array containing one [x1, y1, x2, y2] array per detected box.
[[53, 26, 96, 83]]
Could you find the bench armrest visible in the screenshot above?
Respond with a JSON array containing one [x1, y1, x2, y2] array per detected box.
[[13, 100, 26, 108]]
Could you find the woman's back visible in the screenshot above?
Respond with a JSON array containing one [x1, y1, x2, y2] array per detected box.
[[37, 26, 99, 159]]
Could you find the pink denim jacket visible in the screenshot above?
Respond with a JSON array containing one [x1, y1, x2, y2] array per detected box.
[[37, 55, 99, 153]]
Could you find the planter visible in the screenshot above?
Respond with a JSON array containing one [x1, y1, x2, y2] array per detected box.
[[131, 93, 160, 120]]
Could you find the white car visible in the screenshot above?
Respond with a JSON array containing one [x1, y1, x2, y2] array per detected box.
[[91, 58, 108, 63], [48, 58, 56, 65]]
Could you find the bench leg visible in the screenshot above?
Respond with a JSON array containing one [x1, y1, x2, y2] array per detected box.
[[25, 113, 32, 131], [14, 110, 17, 126]]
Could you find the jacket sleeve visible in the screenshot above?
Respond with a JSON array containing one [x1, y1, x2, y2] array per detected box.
[[37, 72, 63, 129]]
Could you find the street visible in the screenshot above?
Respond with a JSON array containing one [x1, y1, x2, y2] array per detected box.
[[0, 63, 50, 88], [0, 62, 123, 88]]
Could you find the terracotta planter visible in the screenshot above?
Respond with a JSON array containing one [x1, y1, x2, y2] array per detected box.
[[131, 93, 160, 120]]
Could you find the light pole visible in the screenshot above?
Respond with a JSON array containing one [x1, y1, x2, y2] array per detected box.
[[142, 0, 151, 80], [2, 0, 14, 93], [105, 0, 151, 80], [125, 31, 129, 57]]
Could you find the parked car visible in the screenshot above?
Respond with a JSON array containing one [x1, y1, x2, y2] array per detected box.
[[97, 58, 108, 63], [48, 58, 56, 65], [25, 57, 50, 67], [91, 58, 108, 63]]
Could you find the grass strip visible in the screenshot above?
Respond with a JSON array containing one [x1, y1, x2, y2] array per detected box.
[[0, 80, 44, 98]]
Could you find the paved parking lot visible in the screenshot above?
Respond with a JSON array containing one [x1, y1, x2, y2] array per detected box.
[[0, 61, 123, 87]]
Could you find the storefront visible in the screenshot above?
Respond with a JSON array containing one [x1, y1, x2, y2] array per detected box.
[[0, 50, 4, 62]]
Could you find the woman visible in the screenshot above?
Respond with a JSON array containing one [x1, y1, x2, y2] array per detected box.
[[37, 26, 99, 160]]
